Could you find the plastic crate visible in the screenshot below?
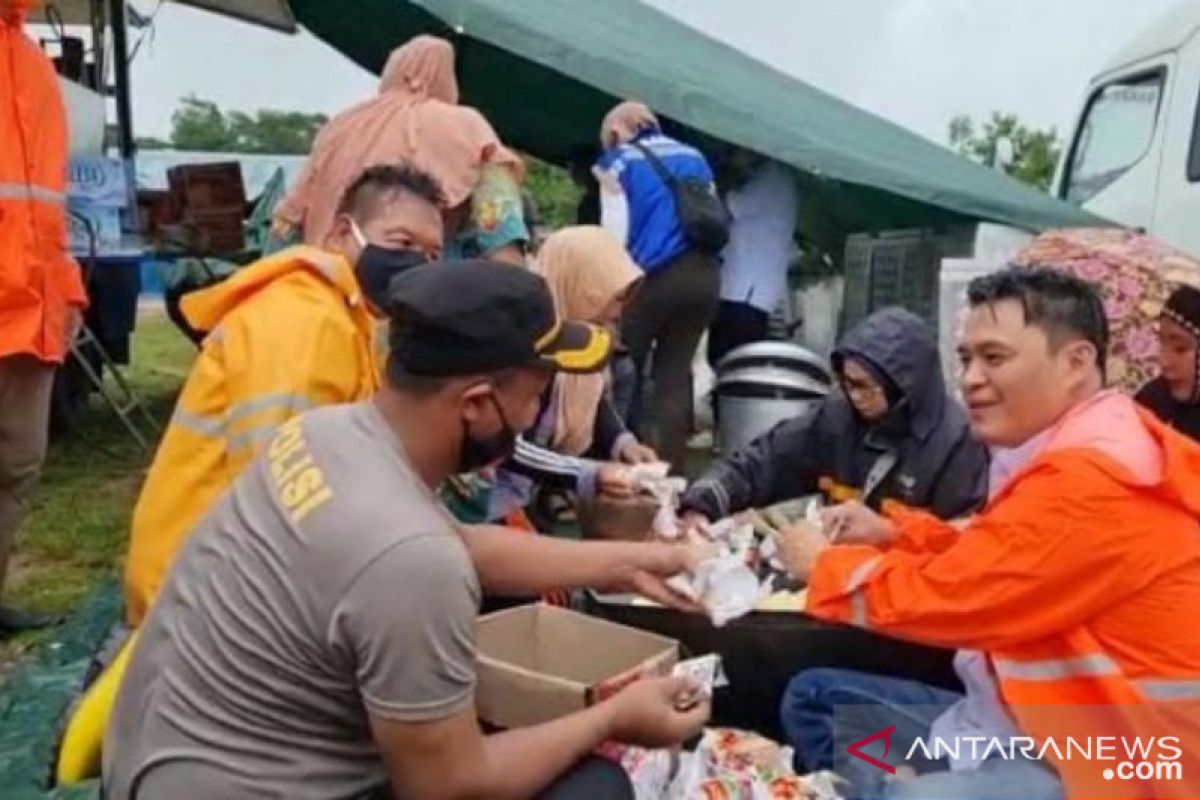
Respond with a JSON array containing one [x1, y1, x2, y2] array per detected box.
[[167, 162, 246, 212], [841, 229, 942, 334], [182, 207, 246, 255]]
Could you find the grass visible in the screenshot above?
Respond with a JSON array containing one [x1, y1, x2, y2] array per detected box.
[[0, 314, 192, 664]]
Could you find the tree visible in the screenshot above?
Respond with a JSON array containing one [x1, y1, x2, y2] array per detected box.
[[228, 109, 328, 154], [135, 135, 171, 150], [168, 95, 327, 154], [948, 112, 1062, 192], [524, 157, 580, 230], [169, 95, 235, 151]]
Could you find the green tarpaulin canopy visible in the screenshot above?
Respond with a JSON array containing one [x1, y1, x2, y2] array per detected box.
[[290, 0, 1104, 240]]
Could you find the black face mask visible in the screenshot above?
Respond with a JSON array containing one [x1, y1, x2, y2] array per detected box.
[[355, 244, 428, 311], [458, 393, 518, 472]]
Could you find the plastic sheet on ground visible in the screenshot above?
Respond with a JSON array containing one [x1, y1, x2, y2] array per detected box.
[[0, 583, 120, 799]]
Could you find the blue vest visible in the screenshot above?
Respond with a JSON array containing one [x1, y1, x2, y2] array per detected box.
[[596, 132, 714, 273]]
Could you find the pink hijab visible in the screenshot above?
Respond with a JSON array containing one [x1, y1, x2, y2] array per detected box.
[[276, 35, 521, 245]]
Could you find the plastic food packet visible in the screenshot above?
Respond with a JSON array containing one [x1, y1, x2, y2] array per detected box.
[[600, 742, 677, 800], [672, 654, 729, 708], [667, 728, 844, 799], [697, 552, 774, 627], [630, 462, 687, 539]]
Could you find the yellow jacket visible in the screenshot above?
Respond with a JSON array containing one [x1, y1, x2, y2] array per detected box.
[[124, 246, 379, 623]]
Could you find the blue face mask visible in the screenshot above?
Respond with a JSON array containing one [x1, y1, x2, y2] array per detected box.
[[350, 220, 428, 312]]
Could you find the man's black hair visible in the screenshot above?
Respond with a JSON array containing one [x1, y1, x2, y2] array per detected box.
[[966, 266, 1109, 373], [385, 356, 523, 397], [336, 163, 446, 220]]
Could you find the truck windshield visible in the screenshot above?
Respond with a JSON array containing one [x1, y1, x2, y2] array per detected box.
[[1064, 73, 1164, 204]]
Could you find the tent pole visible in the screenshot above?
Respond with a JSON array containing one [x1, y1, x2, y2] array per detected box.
[[108, 0, 135, 160]]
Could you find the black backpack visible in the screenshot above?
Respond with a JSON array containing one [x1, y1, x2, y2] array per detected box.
[[631, 141, 730, 255]]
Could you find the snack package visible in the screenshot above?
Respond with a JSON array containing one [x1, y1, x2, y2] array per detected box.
[[672, 653, 729, 705], [630, 462, 688, 539], [667, 729, 845, 800], [755, 589, 808, 612], [668, 544, 774, 627], [599, 742, 677, 800]]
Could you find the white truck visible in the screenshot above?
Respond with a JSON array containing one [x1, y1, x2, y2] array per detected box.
[[1055, 0, 1200, 257]]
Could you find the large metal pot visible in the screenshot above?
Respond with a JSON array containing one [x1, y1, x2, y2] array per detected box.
[[716, 365, 829, 454], [716, 341, 832, 385]]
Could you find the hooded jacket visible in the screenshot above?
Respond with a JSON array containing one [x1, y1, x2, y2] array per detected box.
[[681, 307, 988, 520], [124, 246, 379, 623]]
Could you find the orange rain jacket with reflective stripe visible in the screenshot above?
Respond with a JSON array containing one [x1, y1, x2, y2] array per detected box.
[[123, 246, 379, 623], [808, 394, 1200, 798], [1, 9, 87, 362]]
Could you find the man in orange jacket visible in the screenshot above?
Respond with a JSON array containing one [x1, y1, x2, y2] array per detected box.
[[0, 0, 88, 633], [776, 268, 1200, 800]]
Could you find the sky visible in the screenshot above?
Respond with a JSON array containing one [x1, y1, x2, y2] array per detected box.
[[119, 0, 1182, 145]]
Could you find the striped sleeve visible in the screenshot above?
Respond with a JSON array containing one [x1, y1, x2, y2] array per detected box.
[[506, 437, 600, 498]]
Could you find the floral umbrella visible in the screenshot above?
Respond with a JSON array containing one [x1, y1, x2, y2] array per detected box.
[[1012, 228, 1200, 394]]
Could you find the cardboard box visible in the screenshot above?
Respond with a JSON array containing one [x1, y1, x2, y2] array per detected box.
[[475, 604, 679, 728]]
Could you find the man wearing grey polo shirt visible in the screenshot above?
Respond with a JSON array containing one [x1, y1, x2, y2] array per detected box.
[[104, 260, 710, 799]]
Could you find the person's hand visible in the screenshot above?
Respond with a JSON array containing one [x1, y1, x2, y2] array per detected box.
[[627, 570, 704, 612], [820, 501, 895, 546], [775, 520, 829, 583], [620, 539, 718, 612], [604, 675, 711, 748], [677, 510, 709, 538], [64, 307, 83, 349], [597, 463, 634, 498], [618, 440, 659, 465]]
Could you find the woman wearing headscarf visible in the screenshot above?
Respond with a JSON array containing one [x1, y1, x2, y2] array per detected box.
[[1136, 283, 1200, 441], [273, 35, 527, 260], [594, 101, 723, 469], [482, 227, 660, 526]]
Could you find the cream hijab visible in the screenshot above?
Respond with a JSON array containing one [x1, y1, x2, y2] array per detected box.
[[534, 227, 642, 454], [599, 101, 660, 149]]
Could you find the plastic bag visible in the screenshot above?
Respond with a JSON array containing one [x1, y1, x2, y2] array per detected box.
[[667, 527, 773, 627], [630, 463, 688, 539], [600, 742, 678, 800], [666, 729, 845, 799]]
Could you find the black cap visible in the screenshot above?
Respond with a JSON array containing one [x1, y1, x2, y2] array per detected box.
[[386, 259, 612, 377]]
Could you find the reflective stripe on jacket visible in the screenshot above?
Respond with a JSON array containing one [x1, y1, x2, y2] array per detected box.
[[1, 14, 87, 362], [123, 246, 378, 623], [807, 398, 1200, 798]]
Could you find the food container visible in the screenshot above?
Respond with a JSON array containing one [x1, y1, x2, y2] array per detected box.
[[577, 493, 659, 541]]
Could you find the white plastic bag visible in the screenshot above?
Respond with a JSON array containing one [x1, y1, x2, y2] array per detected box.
[[630, 462, 687, 539]]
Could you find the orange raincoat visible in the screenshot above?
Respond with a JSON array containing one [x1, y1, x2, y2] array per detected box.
[[1, 2, 87, 362], [123, 246, 380, 623], [808, 392, 1200, 798]]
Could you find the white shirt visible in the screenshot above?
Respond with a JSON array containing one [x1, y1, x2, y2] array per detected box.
[[718, 161, 799, 313]]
